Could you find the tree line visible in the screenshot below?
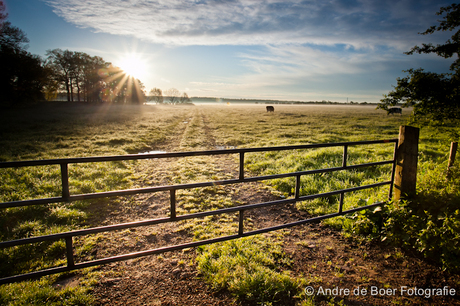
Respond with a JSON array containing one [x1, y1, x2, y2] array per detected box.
[[148, 87, 192, 104], [45, 49, 146, 104], [0, 1, 148, 107]]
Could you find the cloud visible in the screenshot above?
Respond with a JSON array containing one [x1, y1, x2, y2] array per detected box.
[[42, 0, 451, 49]]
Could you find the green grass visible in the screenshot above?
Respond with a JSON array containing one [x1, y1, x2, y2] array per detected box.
[[0, 102, 458, 305], [0, 271, 98, 306], [0, 103, 194, 305], [196, 235, 299, 304]]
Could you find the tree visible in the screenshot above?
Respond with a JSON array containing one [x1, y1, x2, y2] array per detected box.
[[46, 49, 124, 103], [164, 88, 180, 104], [149, 88, 164, 104], [128, 78, 146, 104], [179, 92, 191, 104], [0, 1, 6, 24], [46, 49, 77, 102], [378, 4, 459, 129], [0, 2, 48, 107]]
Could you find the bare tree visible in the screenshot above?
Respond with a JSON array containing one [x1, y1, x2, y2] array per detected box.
[[164, 88, 180, 104], [179, 92, 191, 104], [46, 49, 77, 102], [149, 87, 164, 104]]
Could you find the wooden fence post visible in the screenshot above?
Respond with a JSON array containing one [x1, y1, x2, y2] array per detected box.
[[447, 142, 458, 179], [394, 126, 419, 200]]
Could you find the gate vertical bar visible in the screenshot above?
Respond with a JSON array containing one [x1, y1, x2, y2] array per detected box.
[[170, 189, 176, 219], [60, 163, 70, 201], [447, 142, 458, 179], [342, 145, 348, 168], [295, 175, 301, 200], [339, 192, 344, 213], [65, 237, 74, 267], [239, 152, 245, 180], [238, 210, 244, 235], [388, 140, 398, 201], [340, 145, 347, 212]]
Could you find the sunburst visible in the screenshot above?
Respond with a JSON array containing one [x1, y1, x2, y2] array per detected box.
[[117, 53, 148, 80]]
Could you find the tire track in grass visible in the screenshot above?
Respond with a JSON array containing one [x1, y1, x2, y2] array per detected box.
[[89, 106, 243, 305], [89, 106, 305, 305]]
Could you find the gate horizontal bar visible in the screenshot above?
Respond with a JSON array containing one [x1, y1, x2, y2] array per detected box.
[[0, 160, 394, 209], [0, 200, 385, 285], [0, 139, 397, 169], [0, 181, 389, 248]]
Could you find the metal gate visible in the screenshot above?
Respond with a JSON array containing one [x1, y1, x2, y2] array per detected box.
[[0, 139, 398, 284]]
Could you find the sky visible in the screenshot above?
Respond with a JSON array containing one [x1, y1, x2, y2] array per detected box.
[[4, 0, 457, 103]]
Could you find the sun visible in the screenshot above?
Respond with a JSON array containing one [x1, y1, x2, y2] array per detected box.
[[117, 53, 147, 79]]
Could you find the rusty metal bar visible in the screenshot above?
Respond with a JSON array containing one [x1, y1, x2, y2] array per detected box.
[[0, 139, 398, 284], [0, 200, 386, 285], [388, 140, 399, 201], [61, 163, 70, 200], [65, 237, 74, 267], [0, 181, 391, 249], [239, 152, 245, 180], [0, 160, 395, 209], [342, 145, 348, 168], [338, 192, 344, 213], [0, 139, 398, 169], [170, 189, 176, 219], [295, 175, 301, 199], [238, 210, 244, 235]]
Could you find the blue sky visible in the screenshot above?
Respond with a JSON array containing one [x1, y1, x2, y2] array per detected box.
[[4, 0, 457, 102]]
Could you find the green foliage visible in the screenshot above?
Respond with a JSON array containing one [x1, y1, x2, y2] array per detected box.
[[383, 163, 460, 271], [379, 68, 460, 128], [379, 4, 460, 131], [406, 3, 460, 71], [196, 236, 299, 304], [347, 163, 460, 272]]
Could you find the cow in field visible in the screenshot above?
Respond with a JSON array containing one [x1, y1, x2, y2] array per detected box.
[[266, 106, 274, 112], [387, 107, 402, 115]]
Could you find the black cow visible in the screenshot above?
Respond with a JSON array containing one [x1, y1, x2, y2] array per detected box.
[[266, 106, 274, 112], [387, 107, 402, 115]]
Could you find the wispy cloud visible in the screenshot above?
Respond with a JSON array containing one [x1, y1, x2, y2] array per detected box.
[[40, 0, 454, 102], [42, 0, 449, 49]]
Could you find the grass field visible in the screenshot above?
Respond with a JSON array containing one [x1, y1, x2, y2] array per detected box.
[[0, 102, 458, 305]]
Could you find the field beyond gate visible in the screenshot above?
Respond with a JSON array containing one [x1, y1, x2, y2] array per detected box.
[[1, 103, 458, 305]]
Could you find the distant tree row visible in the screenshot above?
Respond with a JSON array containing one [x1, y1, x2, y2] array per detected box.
[[45, 49, 145, 104], [0, 1, 145, 107], [148, 87, 192, 104]]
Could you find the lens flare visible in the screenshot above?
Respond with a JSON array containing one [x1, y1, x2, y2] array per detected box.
[[117, 53, 147, 79]]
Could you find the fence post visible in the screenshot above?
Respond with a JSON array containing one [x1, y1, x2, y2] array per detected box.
[[447, 142, 458, 179], [394, 126, 419, 200]]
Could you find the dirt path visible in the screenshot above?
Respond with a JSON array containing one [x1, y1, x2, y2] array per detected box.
[[76, 107, 460, 305]]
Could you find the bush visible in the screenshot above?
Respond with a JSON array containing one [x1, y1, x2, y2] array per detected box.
[[346, 164, 460, 271]]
